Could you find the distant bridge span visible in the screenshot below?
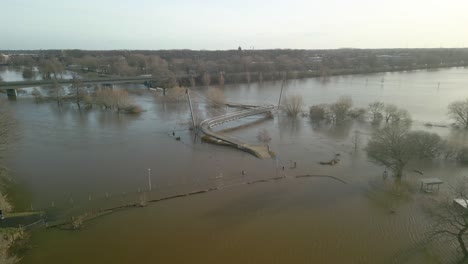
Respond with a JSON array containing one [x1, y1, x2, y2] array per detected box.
[[0, 76, 157, 90]]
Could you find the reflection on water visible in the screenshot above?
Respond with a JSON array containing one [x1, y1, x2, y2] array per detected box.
[[2, 67, 468, 263]]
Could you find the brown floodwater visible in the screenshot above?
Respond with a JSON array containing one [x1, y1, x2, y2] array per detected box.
[[2, 67, 468, 263]]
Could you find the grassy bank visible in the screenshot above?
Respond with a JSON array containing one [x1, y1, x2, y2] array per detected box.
[[0, 172, 29, 264]]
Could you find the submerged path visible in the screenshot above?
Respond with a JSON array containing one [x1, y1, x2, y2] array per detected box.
[[199, 104, 275, 159]]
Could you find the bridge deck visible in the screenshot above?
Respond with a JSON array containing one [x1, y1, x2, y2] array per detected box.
[[199, 105, 274, 159]]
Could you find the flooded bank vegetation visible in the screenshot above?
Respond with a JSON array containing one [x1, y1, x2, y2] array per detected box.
[[4, 48, 468, 87], [366, 125, 442, 181], [282, 94, 304, 117], [424, 177, 468, 263], [32, 85, 144, 114], [0, 101, 25, 264], [448, 99, 468, 129]]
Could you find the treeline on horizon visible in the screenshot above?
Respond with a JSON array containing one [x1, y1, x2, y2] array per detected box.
[[2, 48, 468, 87]]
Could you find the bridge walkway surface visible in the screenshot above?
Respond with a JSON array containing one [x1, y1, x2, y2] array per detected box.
[[199, 105, 274, 159]]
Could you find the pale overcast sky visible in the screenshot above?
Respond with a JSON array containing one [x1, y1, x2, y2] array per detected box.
[[1, 0, 467, 50]]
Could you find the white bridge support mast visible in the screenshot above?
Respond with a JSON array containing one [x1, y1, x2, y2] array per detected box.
[[186, 89, 197, 130]]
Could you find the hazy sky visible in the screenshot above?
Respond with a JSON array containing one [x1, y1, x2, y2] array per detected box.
[[1, 0, 468, 50]]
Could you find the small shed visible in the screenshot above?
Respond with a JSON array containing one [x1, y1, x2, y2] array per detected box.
[[420, 178, 444, 193]]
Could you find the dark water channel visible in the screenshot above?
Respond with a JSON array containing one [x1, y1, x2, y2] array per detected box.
[[2, 67, 468, 263]]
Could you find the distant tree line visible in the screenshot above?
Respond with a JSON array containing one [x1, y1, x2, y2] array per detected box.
[[2, 48, 468, 86]]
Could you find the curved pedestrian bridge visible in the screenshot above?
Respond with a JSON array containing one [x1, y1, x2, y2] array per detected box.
[[199, 105, 275, 159]]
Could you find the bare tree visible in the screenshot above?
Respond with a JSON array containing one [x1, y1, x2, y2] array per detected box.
[[309, 104, 329, 121], [391, 109, 412, 125], [189, 75, 196, 88], [69, 76, 86, 109], [207, 87, 225, 107], [427, 177, 468, 263], [330, 96, 353, 123], [161, 85, 186, 103], [22, 67, 34, 79], [47, 81, 66, 107], [78, 55, 100, 72], [39, 58, 64, 79], [94, 88, 114, 109], [449, 99, 468, 128], [113, 90, 135, 113], [110, 58, 135, 76], [93, 89, 142, 113], [282, 94, 304, 117], [202, 72, 211, 86], [352, 130, 361, 153], [31, 88, 44, 103], [257, 128, 272, 146], [368, 101, 384, 121], [151, 68, 177, 96], [348, 107, 367, 120], [383, 104, 398, 123], [218, 72, 225, 86], [366, 125, 442, 181]]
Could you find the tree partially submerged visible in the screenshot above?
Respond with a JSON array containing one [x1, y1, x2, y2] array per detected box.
[[47, 81, 66, 107], [31, 88, 44, 103], [449, 99, 468, 128], [21, 67, 34, 79], [366, 125, 442, 181], [330, 96, 353, 123], [352, 130, 361, 153], [427, 177, 468, 263], [383, 104, 398, 123], [309, 104, 328, 121], [206, 87, 226, 108], [164, 86, 186, 102], [282, 94, 304, 117], [368, 101, 384, 121], [39, 58, 64, 80], [151, 68, 177, 96], [94, 89, 142, 113], [69, 76, 87, 109], [257, 128, 272, 146]]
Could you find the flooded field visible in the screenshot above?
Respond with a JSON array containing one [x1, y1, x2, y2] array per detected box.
[[2, 67, 468, 263]]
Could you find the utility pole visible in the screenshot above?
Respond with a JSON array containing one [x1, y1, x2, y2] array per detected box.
[[148, 168, 152, 191]]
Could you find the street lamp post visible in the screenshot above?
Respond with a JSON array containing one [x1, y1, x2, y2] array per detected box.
[[148, 168, 152, 191]]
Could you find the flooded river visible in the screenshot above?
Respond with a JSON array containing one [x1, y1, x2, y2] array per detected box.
[[2, 67, 468, 263]]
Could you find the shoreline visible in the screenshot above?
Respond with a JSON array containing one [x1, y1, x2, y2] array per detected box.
[[2, 64, 467, 88]]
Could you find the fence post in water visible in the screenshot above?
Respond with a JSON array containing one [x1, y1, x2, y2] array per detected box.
[[148, 168, 152, 191]]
